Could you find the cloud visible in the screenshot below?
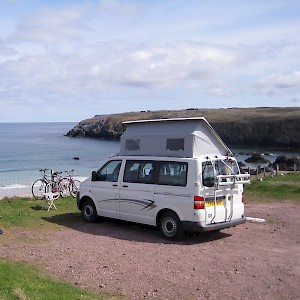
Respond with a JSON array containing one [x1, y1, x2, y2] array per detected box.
[[255, 71, 300, 95], [10, 5, 89, 45], [98, 0, 138, 15], [90, 41, 250, 89], [206, 81, 231, 98]]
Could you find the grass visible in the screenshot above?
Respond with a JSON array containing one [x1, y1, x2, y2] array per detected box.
[[245, 172, 300, 202], [0, 196, 79, 230], [0, 259, 114, 300]]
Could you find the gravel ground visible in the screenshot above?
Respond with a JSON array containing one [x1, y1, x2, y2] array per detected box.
[[0, 201, 299, 300]]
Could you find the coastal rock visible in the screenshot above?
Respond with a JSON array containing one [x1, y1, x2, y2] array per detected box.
[[245, 153, 270, 164], [65, 107, 300, 150], [273, 155, 300, 171]]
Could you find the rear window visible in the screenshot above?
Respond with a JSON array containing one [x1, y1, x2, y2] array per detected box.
[[202, 159, 239, 187], [157, 161, 188, 186]]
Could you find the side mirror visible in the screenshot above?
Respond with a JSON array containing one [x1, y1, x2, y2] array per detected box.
[[92, 171, 97, 181]]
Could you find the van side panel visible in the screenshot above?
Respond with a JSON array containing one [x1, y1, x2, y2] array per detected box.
[[118, 182, 155, 225], [153, 161, 195, 223]]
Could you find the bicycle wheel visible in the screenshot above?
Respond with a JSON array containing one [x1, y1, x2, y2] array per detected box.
[[59, 179, 70, 198], [70, 179, 81, 198], [32, 179, 47, 200]]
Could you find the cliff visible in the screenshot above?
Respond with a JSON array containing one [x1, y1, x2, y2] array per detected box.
[[65, 107, 300, 150]]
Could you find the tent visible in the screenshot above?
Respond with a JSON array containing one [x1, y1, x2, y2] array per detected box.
[[119, 117, 232, 158]]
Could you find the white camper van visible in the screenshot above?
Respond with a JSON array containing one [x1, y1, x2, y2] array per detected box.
[[77, 117, 250, 240]]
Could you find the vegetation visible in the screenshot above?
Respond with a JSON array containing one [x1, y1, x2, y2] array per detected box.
[[245, 172, 300, 202], [0, 196, 80, 230], [0, 260, 106, 300]]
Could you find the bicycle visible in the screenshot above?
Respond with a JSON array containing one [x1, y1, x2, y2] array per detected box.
[[31, 169, 67, 200], [63, 169, 81, 198]]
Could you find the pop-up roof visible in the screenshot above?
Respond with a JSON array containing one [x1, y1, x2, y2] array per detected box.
[[119, 117, 232, 158]]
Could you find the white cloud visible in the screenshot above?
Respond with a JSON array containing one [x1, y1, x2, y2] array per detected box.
[[10, 5, 89, 45], [255, 71, 300, 95], [98, 0, 138, 15], [0, 0, 300, 121]]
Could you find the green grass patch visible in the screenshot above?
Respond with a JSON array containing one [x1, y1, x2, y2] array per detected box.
[[0, 259, 119, 300], [245, 172, 300, 202], [0, 196, 80, 230]]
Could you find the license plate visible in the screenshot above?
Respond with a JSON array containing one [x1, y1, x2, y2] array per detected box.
[[205, 200, 224, 207]]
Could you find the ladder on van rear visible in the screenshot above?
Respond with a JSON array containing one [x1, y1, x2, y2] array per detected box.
[[209, 173, 250, 223]]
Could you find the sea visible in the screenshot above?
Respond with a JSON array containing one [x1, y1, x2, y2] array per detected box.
[[0, 122, 299, 198], [0, 122, 119, 198]]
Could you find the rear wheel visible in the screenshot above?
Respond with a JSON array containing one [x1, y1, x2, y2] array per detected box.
[[32, 179, 46, 200], [82, 199, 97, 222], [159, 211, 183, 240]]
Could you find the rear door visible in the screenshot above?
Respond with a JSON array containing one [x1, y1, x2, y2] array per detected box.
[[201, 159, 241, 223]]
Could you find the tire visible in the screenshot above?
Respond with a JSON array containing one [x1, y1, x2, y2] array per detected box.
[[32, 179, 47, 200], [70, 180, 81, 198], [82, 199, 97, 222], [159, 211, 184, 240], [59, 179, 70, 198]]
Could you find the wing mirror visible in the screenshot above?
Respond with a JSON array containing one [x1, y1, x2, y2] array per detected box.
[[92, 171, 97, 181]]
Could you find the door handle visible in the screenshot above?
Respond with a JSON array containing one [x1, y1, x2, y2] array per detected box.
[[122, 185, 128, 188], [112, 184, 118, 187]]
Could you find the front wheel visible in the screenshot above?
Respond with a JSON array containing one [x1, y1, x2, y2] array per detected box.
[[82, 199, 97, 222], [70, 180, 81, 198], [159, 211, 184, 240], [59, 179, 70, 198], [32, 179, 46, 200]]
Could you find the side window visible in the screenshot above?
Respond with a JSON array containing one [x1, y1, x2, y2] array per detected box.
[[158, 161, 188, 186], [125, 139, 140, 151], [96, 160, 122, 182], [123, 160, 154, 184], [166, 138, 184, 151]]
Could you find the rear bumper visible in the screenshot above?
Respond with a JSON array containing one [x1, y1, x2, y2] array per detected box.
[[182, 216, 246, 232]]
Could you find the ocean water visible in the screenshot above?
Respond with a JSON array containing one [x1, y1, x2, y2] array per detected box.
[[0, 122, 119, 198]]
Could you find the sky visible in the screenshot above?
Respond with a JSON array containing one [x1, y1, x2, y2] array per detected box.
[[0, 0, 299, 122]]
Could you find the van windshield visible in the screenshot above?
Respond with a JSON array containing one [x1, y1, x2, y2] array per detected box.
[[202, 158, 239, 187]]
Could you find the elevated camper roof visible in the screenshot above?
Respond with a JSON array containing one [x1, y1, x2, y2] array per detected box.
[[120, 117, 232, 158]]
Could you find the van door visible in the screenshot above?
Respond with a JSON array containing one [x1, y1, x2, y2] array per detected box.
[[91, 159, 122, 218], [201, 159, 240, 223], [118, 160, 155, 225]]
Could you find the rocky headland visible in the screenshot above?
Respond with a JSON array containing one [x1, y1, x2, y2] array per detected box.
[[66, 107, 300, 150]]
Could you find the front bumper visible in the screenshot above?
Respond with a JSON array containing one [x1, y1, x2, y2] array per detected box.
[[182, 216, 246, 232], [76, 192, 81, 210]]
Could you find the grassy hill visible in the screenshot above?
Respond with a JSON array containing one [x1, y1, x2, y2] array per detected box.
[[66, 107, 300, 150]]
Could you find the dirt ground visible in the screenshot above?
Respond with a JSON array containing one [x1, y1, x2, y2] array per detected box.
[[0, 201, 299, 300]]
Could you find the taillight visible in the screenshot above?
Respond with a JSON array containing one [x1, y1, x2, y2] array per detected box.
[[194, 196, 205, 209], [242, 191, 244, 203]]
